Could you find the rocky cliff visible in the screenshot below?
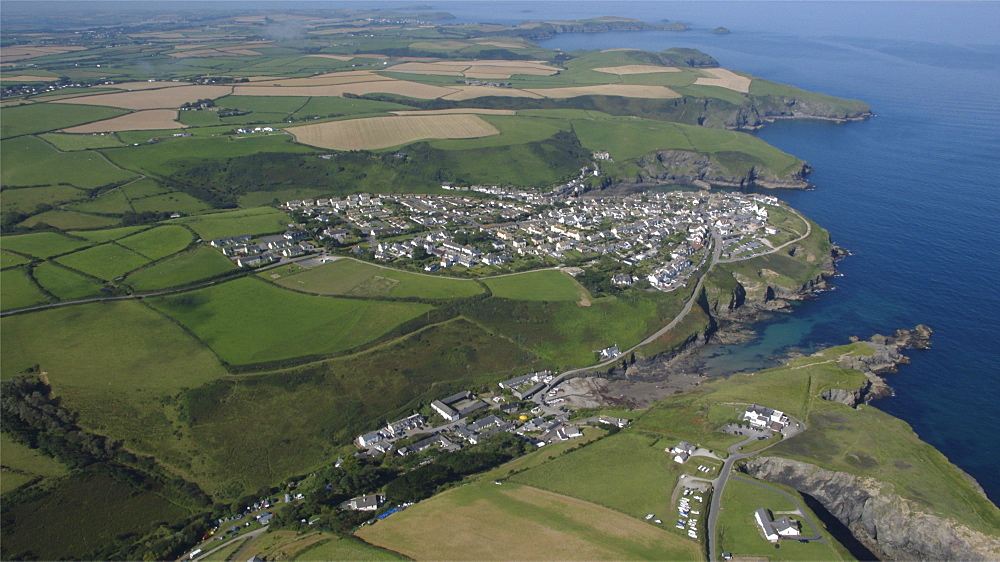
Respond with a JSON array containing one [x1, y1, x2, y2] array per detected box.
[[635, 149, 811, 189], [823, 325, 934, 405], [741, 457, 1000, 560]]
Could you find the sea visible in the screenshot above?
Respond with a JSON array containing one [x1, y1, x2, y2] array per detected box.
[[432, 0, 1000, 503], [10, 0, 998, 503]]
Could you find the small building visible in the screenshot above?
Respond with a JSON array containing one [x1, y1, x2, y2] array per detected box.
[[755, 508, 801, 542], [744, 404, 788, 431], [671, 441, 697, 464], [431, 400, 459, 422], [598, 415, 630, 428], [342, 494, 385, 511]]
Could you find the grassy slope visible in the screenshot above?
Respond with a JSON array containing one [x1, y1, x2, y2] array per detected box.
[[126, 245, 237, 291], [356, 481, 702, 561], [1, 136, 137, 188], [483, 269, 584, 301], [267, 258, 484, 299]]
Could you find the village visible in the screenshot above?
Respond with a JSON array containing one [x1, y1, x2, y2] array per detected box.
[[203, 187, 789, 292]]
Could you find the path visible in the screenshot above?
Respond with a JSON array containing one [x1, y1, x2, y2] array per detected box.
[[706, 416, 806, 561], [188, 527, 266, 561]]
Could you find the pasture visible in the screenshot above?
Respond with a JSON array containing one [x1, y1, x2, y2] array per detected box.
[[232, 78, 458, 100], [356, 481, 701, 561], [67, 189, 133, 214], [0, 231, 90, 258], [593, 65, 682, 75], [54, 85, 233, 110], [270, 258, 485, 299], [148, 277, 433, 364], [0, 267, 49, 310], [443, 86, 543, 101], [116, 224, 193, 260], [1, 136, 138, 189], [18, 210, 119, 230], [526, 84, 681, 99], [126, 245, 237, 291], [0, 434, 68, 494], [288, 114, 499, 151], [61, 109, 186, 133], [168, 207, 291, 239], [512, 431, 682, 520], [55, 243, 151, 280], [0, 103, 127, 139], [484, 269, 584, 301], [68, 225, 147, 243], [39, 133, 126, 151], [31, 262, 103, 300], [1, 185, 88, 215], [293, 536, 404, 561], [121, 178, 171, 199], [130, 192, 212, 214], [1, 251, 30, 268]]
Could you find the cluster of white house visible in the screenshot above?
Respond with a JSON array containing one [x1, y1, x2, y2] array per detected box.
[[743, 404, 790, 432], [208, 230, 313, 267], [234, 126, 275, 134], [669, 441, 699, 464], [282, 190, 786, 286]]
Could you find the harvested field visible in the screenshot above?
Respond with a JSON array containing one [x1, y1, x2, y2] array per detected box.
[[2, 75, 59, 82], [357, 482, 701, 561], [694, 68, 752, 93], [442, 86, 543, 101], [0, 45, 87, 63], [593, 65, 682, 75], [388, 59, 559, 79], [60, 109, 186, 133], [288, 114, 498, 150], [526, 84, 680, 99], [54, 85, 233, 110], [246, 71, 393, 87], [106, 81, 191, 90], [233, 80, 457, 100], [390, 108, 516, 116], [410, 40, 472, 50], [306, 53, 388, 60], [474, 41, 527, 49], [168, 46, 263, 58]]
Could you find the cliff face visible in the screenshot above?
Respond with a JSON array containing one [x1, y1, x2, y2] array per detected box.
[[741, 457, 1000, 560], [824, 325, 935, 405], [635, 149, 811, 190]]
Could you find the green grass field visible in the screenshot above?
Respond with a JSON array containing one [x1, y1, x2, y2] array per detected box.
[[38, 132, 126, 151], [120, 177, 171, 199], [0, 434, 69, 494], [269, 258, 485, 299], [1, 136, 138, 189], [55, 242, 150, 280], [1, 251, 31, 268], [129, 191, 212, 214], [630, 398, 745, 455], [715, 477, 848, 560], [484, 269, 584, 301], [67, 189, 133, 214], [357, 481, 702, 561], [149, 277, 433, 364], [18, 209, 120, 230], [293, 536, 404, 561], [32, 261, 103, 300], [1, 185, 88, 215], [429, 114, 571, 150], [0, 103, 127, 139], [0, 231, 90, 258], [168, 207, 291, 239], [0, 267, 50, 310], [126, 245, 237, 291], [68, 225, 147, 243], [512, 431, 683, 521], [116, 224, 193, 260]]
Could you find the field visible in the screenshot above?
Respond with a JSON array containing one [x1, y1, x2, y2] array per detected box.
[[288, 114, 499, 151], [1, 185, 87, 215], [694, 68, 753, 93], [269, 258, 485, 299], [55, 242, 151, 280], [0, 44, 86, 62], [0, 434, 68, 494], [387, 59, 560, 79], [148, 277, 433, 364], [356, 481, 702, 560], [126, 245, 237, 291], [0, 267, 50, 310], [483, 270, 585, 302], [1, 251, 30, 268], [116, 224, 193, 260], [443, 86, 543, 101], [168, 207, 291, 239], [293, 536, 404, 561], [232, 79, 457, 100], [36, 134, 137, 154], [1, 136, 138, 188], [61, 109, 186, 133], [511, 432, 683, 521], [130, 192, 212, 214], [0, 231, 90, 258], [593, 65, 682, 75], [715, 477, 847, 560], [32, 261, 103, 300], [54, 85, 233, 110], [68, 189, 133, 214], [0, 103, 127, 139], [18, 210, 119, 230], [68, 225, 147, 243], [526, 84, 681, 99]]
